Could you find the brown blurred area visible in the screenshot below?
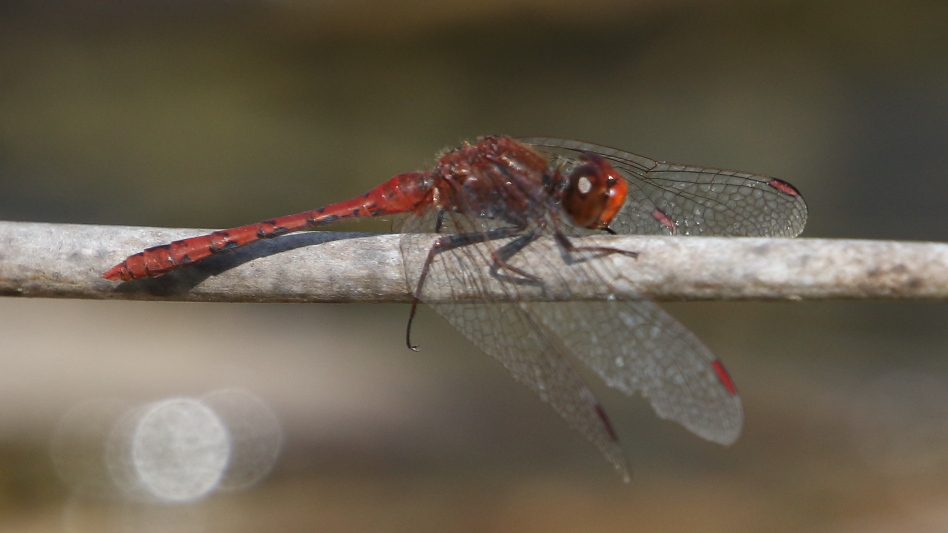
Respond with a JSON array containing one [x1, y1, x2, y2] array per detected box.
[[2, 0, 948, 531]]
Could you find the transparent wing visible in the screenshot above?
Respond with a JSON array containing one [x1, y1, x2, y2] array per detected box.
[[520, 137, 808, 237], [399, 201, 742, 474], [400, 210, 631, 477], [431, 299, 632, 476], [526, 300, 742, 445]]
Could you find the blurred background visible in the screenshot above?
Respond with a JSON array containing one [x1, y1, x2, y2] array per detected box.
[[1, 0, 948, 531]]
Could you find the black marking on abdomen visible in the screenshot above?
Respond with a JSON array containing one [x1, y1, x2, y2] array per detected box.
[[257, 225, 290, 238], [209, 233, 239, 253]]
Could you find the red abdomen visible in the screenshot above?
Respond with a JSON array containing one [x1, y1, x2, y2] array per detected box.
[[103, 171, 430, 281]]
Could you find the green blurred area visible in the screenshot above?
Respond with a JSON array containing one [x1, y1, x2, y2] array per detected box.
[[2, 0, 948, 531]]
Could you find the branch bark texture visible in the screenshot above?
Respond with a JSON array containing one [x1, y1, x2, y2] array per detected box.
[[1, 221, 946, 304]]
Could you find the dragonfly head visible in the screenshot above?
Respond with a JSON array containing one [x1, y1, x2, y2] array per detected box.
[[561, 152, 628, 230]]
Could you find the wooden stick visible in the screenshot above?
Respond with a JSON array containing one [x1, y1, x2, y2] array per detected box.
[[1, 221, 946, 303]]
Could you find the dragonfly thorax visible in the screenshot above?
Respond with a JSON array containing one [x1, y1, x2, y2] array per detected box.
[[432, 136, 553, 225]]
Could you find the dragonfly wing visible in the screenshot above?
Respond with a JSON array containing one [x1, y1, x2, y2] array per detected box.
[[437, 300, 630, 477], [526, 300, 743, 445], [399, 210, 631, 477], [520, 137, 807, 237]]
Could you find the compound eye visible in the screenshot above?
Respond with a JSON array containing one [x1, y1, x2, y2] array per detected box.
[[562, 153, 628, 230], [576, 174, 594, 195], [562, 164, 609, 228]]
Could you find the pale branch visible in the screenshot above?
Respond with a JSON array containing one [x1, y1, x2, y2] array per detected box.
[[0, 220, 946, 304]]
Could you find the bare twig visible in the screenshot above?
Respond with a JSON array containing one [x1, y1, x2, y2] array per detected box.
[[1, 220, 946, 303]]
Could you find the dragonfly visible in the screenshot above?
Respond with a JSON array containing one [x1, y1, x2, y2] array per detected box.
[[104, 136, 807, 478]]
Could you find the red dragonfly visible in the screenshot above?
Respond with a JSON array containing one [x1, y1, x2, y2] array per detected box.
[[104, 136, 807, 478]]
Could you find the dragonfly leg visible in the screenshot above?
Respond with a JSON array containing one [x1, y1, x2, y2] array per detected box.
[[405, 224, 529, 351], [487, 231, 544, 283], [553, 231, 639, 262]]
